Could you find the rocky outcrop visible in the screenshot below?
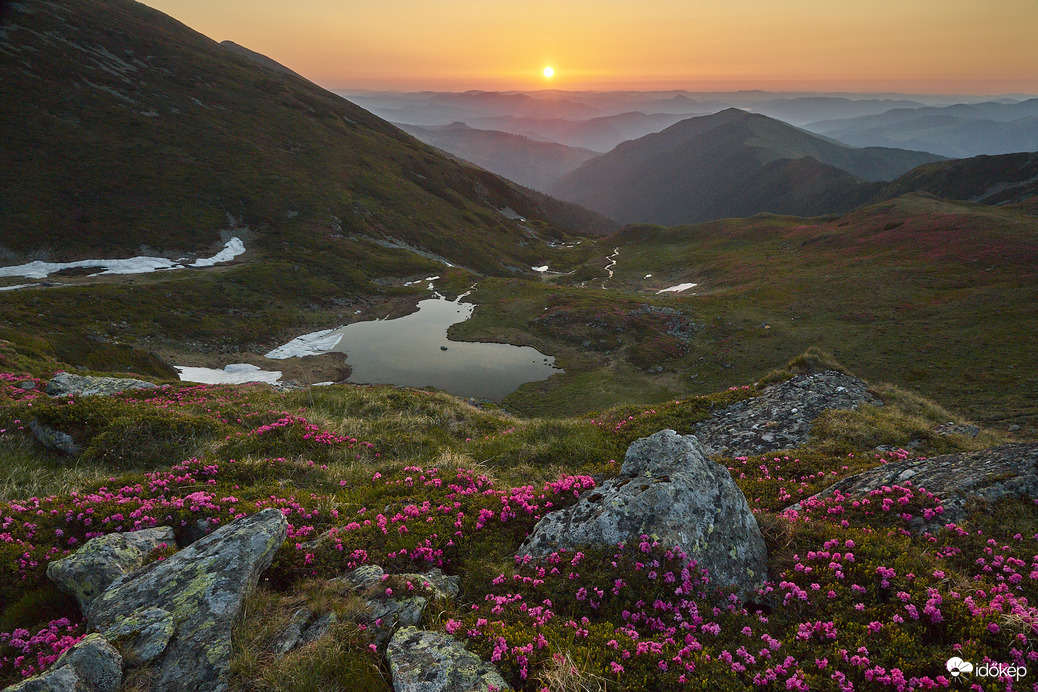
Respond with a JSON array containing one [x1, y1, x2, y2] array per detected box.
[[4, 634, 122, 692], [518, 429, 767, 597], [794, 443, 1038, 531], [45, 372, 157, 397], [334, 565, 460, 646], [47, 527, 176, 611], [84, 508, 288, 692], [269, 608, 339, 658], [693, 371, 880, 457], [387, 627, 511, 692], [98, 607, 176, 667]]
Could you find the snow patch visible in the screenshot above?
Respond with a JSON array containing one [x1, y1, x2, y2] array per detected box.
[[657, 282, 698, 294], [175, 363, 282, 385], [0, 283, 38, 291], [532, 266, 549, 273], [0, 238, 246, 279], [265, 328, 343, 359]]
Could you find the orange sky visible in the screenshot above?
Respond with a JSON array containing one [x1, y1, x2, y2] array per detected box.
[[143, 0, 1038, 93]]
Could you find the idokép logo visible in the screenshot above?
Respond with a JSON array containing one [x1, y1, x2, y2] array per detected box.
[[947, 657, 1027, 681]]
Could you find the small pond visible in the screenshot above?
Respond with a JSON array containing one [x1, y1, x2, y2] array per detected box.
[[268, 296, 561, 400]]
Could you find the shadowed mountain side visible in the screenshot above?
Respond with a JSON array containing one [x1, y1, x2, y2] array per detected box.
[[467, 111, 701, 153], [877, 152, 1038, 206], [0, 0, 590, 273], [548, 109, 935, 225], [218, 41, 306, 80], [397, 122, 599, 192]]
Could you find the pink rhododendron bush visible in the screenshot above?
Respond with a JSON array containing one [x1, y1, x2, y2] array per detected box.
[[0, 367, 1035, 691]]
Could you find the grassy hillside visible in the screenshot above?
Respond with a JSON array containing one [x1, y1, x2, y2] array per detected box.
[[446, 195, 1036, 432], [0, 0, 595, 270]]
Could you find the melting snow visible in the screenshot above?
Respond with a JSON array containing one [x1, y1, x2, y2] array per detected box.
[[657, 282, 698, 294], [532, 266, 549, 273], [175, 363, 281, 385], [0, 283, 38, 291], [265, 328, 343, 359], [0, 237, 246, 279]]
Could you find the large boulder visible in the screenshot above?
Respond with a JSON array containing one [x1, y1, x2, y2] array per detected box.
[[693, 371, 880, 457], [3, 634, 122, 692], [28, 419, 83, 456], [518, 429, 767, 597], [85, 508, 288, 692], [45, 372, 156, 397], [387, 627, 511, 692], [793, 443, 1038, 531], [47, 527, 176, 612]]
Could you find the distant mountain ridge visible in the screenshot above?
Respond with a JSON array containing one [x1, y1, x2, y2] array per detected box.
[[549, 109, 945, 225], [396, 122, 598, 192]]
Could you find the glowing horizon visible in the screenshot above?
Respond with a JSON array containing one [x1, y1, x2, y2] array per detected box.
[[141, 0, 1038, 95]]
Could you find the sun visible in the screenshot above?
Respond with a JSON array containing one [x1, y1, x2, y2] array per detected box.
[[543, 66, 554, 79]]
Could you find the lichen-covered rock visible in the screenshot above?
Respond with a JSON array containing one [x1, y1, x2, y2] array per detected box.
[[47, 527, 176, 611], [85, 508, 288, 692], [335, 565, 460, 646], [99, 606, 175, 666], [4, 634, 122, 692], [793, 443, 1038, 531], [693, 371, 880, 457], [270, 607, 314, 657], [44, 372, 156, 397], [518, 429, 767, 597], [28, 420, 83, 456], [387, 627, 510, 692]]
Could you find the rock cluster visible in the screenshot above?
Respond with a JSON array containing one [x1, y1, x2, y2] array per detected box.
[[693, 371, 880, 457], [8, 509, 288, 692], [518, 429, 767, 597], [793, 443, 1038, 532], [388, 627, 512, 692]]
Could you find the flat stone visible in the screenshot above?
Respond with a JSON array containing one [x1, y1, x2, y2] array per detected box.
[[792, 443, 1038, 532], [693, 371, 880, 457], [45, 372, 156, 397], [387, 627, 511, 692]]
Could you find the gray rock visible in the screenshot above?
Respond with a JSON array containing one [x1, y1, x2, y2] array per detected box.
[[334, 565, 460, 646], [86, 508, 288, 692], [518, 430, 767, 598], [693, 371, 881, 457], [934, 422, 980, 438], [270, 607, 314, 657], [299, 612, 338, 647], [387, 627, 511, 692], [28, 419, 82, 456], [792, 443, 1038, 532], [99, 607, 175, 666], [47, 527, 176, 611], [44, 373, 156, 398], [15, 380, 36, 390], [4, 634, 122, 692]]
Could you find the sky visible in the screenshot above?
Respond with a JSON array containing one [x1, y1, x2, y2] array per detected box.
[[142, 0, 1038, 94]]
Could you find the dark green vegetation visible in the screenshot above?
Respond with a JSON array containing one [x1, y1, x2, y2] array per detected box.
[[549, 109, 945, 225], [0, 0, 598, 266], [878, 151, 1038, 206]]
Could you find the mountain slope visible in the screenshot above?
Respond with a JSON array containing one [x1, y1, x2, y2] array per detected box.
[[878, 152, 1038, 206], [396, 122, 598, 192], [549, 109, 942, 225], [0, 0, 591, 273]]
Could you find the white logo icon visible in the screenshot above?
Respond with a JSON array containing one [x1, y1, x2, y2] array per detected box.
[[946, 657, 974, 677]]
